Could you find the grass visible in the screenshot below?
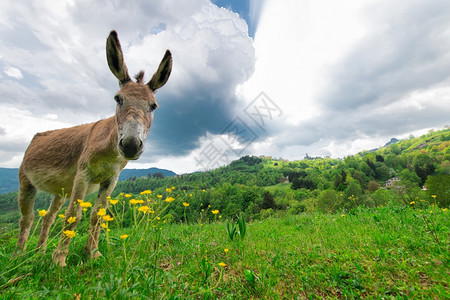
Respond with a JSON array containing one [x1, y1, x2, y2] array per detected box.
[[0, 204, 449, 299], [264, 182, 291, 193]]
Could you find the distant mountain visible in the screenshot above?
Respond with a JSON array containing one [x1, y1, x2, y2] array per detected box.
[[118, 168, 176, 181], [0, 168, 19, 194], [0, 167, 176, 194], [369, 137, 399, 152], [384, 138, 399, 147]]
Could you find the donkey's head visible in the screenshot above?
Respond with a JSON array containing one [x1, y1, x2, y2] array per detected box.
[[106, 31, 172, 160]]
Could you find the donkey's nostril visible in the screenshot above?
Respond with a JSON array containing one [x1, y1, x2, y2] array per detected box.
[[118, 136, 143, 159]]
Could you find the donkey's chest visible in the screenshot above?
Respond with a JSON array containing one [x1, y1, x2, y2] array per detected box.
[[87, 156, 127, 184]]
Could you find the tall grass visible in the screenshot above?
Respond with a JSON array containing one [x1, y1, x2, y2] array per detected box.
[[0, 191, 448, 299]]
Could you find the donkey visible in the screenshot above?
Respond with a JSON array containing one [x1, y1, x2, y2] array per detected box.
[[15, 30, 172, 266]]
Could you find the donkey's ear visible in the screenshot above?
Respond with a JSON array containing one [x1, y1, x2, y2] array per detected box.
[[106, 30, 131, 85], [148, 50, 172, 91]]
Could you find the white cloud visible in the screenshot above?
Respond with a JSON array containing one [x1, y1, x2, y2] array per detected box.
[[238, 0, 369, 125], [235, 0, 450, 164], [4, 66, 23, 79]]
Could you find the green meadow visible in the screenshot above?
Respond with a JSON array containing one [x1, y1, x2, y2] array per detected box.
[[0, 128, 449, 298], [0, 199, 448, 299]]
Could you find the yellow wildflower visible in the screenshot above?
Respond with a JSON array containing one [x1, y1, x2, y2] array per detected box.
[[97, 208, 106, 216], [183, 202, 190, 207], [410, 201, 415, 205], [165, 188, 172, 193], [130, 199, 139, 205], [109, 199, 119, 205], [341, 214, 345, 217], [80, 201, 92, 208], [137, 199, 145, 204], [432, 195, 437, 198], [63, 230, 76, 238], [107, 196, 111, 200], [101, 223, 108, 229], [103, 215, 114, 222], [77, 199, 83, 203], [120, 234, 129, 240], [224, 248, 229, 253], [156, 217, 160, 220], [165, 197, 175, 203], [202, 189, 206, 192], [219, 215, 222, 218], [212, 210, 219, 215], [171, 186, 175, 190], [157, 195, 162, 199], [189, 193, 192, 197], [138, 206, 150, 213], [140, 190, 152, 195], [38, 210, 47, 217], [67, 216, 77, 224], [124, 194, 132, 198], [442, 208, 448, 212], [218, 262, 227, 267], [82, 208, 87, 212], [58, 214, 65, 219]]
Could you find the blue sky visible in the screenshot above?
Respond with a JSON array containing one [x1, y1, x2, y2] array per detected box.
[[0, 0, 449, 174]]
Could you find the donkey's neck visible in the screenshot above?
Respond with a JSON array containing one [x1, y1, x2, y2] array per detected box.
[[87, 116, 128, 178], [88, 117, 118, 151]]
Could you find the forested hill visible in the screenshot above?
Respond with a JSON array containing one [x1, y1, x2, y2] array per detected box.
[[0, 128, 448, 224], [118, 168, 176, 181], [0, 168, 19, 194], [0, 167, 176, 194]]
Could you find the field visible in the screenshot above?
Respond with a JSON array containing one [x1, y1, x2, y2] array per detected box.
[[1, 203, 448, 299], [0, 129, 449, 298]]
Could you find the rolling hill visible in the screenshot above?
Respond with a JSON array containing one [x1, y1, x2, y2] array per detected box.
[[0, 167, 176, 194]]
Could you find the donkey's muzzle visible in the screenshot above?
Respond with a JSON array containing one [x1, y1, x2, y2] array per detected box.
[[118, 136, 144, 160]]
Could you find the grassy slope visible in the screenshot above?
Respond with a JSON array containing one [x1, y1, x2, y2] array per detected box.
[[1, 206, 448, 299]]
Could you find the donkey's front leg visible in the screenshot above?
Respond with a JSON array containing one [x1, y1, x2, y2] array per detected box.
[[85, 177, 118, 259], [52, 175, 88, 267]]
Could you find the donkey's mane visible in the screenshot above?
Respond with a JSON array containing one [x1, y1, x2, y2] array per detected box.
[[134, 71, 145, 84]]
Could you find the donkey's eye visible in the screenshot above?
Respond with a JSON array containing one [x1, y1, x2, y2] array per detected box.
[[149, 103, 158, 112], [114, 95, 123, 106]]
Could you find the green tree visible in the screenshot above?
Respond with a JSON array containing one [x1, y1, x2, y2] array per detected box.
[[413, 154, 435, 185], [262, 191, 276, 209], [425, 174, 450, 207], [399, 169, 421, 186], [368, 181, 381, 192], [317, 189, 341, 213]]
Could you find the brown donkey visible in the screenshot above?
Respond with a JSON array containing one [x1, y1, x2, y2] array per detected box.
[[15, 30, 172, 266]]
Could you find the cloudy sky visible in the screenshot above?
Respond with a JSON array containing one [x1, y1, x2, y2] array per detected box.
[[0, 0, 449, 174]]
